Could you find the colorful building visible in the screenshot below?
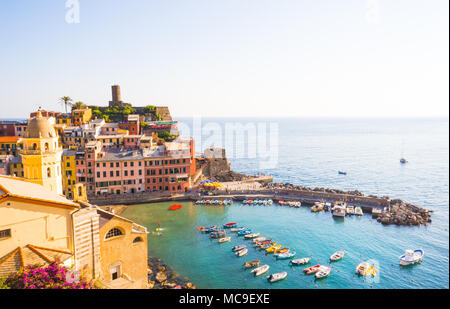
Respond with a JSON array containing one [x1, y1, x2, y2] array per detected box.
[[72, 108, 92, 126], [19, 110, 63, 195], [61, 149, 77, 198], [0, 136, 21, 156]]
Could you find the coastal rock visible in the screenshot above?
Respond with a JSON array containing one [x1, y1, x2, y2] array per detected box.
[[155, 271, 167, 283]]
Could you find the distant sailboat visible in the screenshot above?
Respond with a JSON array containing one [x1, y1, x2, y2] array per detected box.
[[400, 140, 408, 164]]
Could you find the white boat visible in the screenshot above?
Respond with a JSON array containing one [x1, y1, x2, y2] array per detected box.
[[332, 205, 346, 218], [236, 248, 248, 257], [330, 250, 345, 261], [218, 236, 231, 243], [346, 205, 355, 215], [244, 232, 260, 239], [290, 257, 311, 265], [354, 207, 363, 216], [232, 244, 246, 252], [252, 236, 266, 243], [399, 249, 424, 265], [251, 264, 270, 276], [315, 266, 331, 279], [267, 271, 287, 283]]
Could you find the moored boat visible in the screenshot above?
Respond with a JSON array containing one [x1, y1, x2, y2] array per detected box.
[[355, 262, 378, 277], [230, 227, 245, 232], [399, 249, 424, 265], [237, 229, 252, 236], [235, 248, 248, 257], [346, 205, 355, 215], [210, 231, 226, 239], [267, 271, 287, 283], [266, 244, 282, 253], [218, 236, 231, 243], [252, 236, 267, 243], [276, 250, 296, 260], [315, 266, 331, 279], [251, 264, 270, 276], [273, 248, 289, 255], [303, 265, 321, 275], [244, 232, 260, 239], [232, 244, 246, 252], [330, 250, 345, 261], [354, 206, 363, 216], [244, 260, 260, 269], [332, 205, 346, 218], [223, 222, 237, 229], [290, 257, 311, 265]]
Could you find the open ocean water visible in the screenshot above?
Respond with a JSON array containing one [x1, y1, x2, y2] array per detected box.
[[122, 117, 449, 289]]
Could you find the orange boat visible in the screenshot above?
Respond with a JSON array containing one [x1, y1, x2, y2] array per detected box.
[[169, 204, 182, 211], [273, 248, 289, 255]]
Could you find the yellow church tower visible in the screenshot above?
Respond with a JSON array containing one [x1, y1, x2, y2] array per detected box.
[[19, 110, 63, 195]]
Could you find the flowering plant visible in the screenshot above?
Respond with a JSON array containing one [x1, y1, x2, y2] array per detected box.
[[5, 262, 94, 289]]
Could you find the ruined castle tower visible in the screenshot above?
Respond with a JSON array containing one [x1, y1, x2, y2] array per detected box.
[[109, 85, 131, 107]]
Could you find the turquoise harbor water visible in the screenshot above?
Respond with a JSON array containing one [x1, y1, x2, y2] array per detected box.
[[122, 118, 449, 289]]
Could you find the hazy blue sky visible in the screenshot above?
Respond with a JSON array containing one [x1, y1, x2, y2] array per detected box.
[[0, 0, 448, 118]]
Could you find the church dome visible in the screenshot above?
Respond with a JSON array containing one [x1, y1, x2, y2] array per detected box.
[[24, 110, 56, 138]]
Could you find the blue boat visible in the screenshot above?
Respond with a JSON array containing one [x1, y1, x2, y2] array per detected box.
[[237, 229, 252, 236], [276, 250, 296, 260], [338, 171, 347, 175]]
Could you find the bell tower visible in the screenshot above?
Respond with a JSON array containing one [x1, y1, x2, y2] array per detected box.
[[19, 110, 63, 195]]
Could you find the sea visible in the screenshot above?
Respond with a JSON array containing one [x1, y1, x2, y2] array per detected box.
[[121, 117, 449, 289]]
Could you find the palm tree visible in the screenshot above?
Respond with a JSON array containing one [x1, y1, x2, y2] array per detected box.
[[72, 101, 86, 110], [59, 96, 73, 113]]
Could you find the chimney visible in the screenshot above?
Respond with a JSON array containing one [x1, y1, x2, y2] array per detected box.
[[112, 85, 121, 102]]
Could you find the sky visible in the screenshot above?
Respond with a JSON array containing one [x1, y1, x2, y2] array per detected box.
[[0, 0, 448, 118]]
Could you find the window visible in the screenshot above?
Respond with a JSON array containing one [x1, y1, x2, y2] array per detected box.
[[47, 167, 51, 177], [133, 237, 143, 243], [0, 229, 11, 240], [105, 228, 124, 239]]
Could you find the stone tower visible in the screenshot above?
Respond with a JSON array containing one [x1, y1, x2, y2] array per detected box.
[[19, 110, 63, 195]]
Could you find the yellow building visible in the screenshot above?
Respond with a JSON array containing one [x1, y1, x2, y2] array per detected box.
[[0, 176, 149, 288], [61, 149, 77, 198], [0, 176, 101, 280], [19, 110, 63, 195], [0, 136, 21, 156], [72, 108, 92, 126]]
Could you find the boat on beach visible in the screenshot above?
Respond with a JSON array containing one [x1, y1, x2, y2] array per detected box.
[[315, 266, 331, 279], [218, 236, 231, 243], [303, 265, 322, 275], [267, 271, 287, 283], [244, 260, 260, 269], [232, 244, 246, 252], [399, 249, 424, 265], [251, 264, 270, 276], [290, 257, 311, 265], [236, 248, 248, 257], [330, 250, 345, 261]]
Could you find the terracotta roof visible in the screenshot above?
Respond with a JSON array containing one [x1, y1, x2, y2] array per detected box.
[[0, 175, 79, 208], [0, 245, 72, 277], [0, 136, 20, 143]]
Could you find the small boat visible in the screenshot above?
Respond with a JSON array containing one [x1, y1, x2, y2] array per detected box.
[[400, 158, 408, 164], [218, 236, 231, 243], [278, 200, 285, 205], [267, 271, 287, 283], [237, 229, 252, 236], [355, 262, 378, 277], [210, 231, 226, 239], [266, 244, 282, 253], [303, 265, 322, 275], [223, 222, 237, 229], [243, 200, 249, 204], [244, 260, 260, 269], [354, 206, 363, 216], [332, 205, 346, 218], [399, 249, 424, 265], [311, 202, 324, 212], [290, 257, 311, 266], [251, 264, 270, 276], [273, 248, 289, 255], [259, 241, 276, 250], [315, 266, 331, 279], [236, 248, 248, 257], [346, 205, 355, 215], [196, 226, 205, 231], [330, 250, 345, 261], [169, 204, 182, 211], [232, 244, 246, 252], [338, 171, 347, 175], [244, 232, 260, 239], [230, 227, 245, 232], [276, 250, 296, 260], [252, 236, 267, 243]]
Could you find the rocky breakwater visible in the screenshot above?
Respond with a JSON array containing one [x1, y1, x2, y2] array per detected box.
[[377, 199, 433, 227], [147, 257, 196, 289]]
